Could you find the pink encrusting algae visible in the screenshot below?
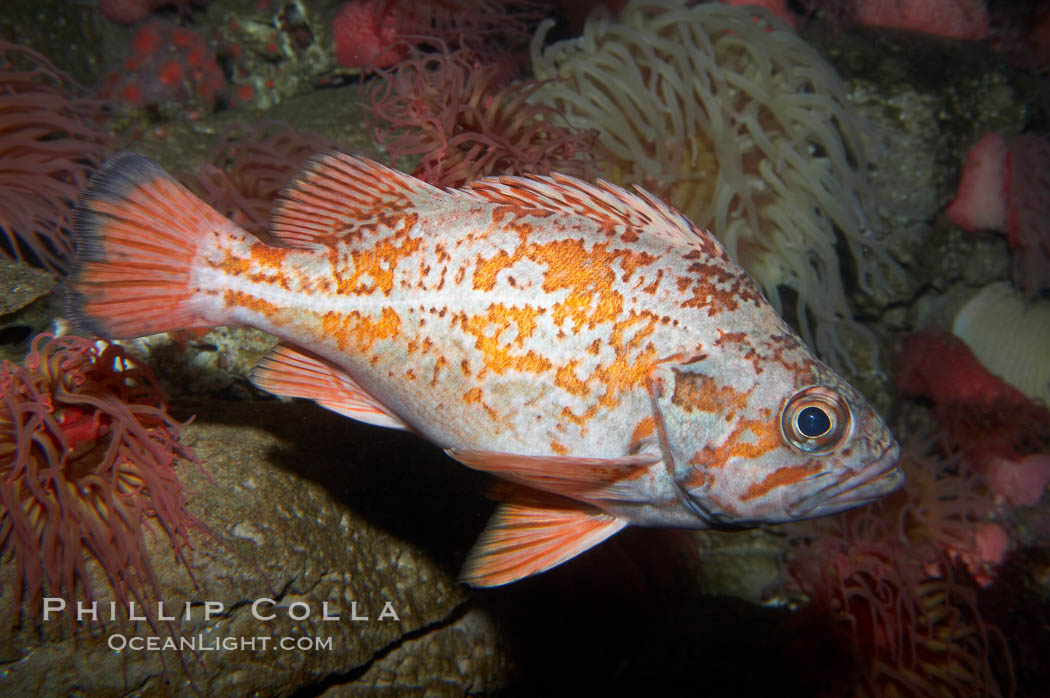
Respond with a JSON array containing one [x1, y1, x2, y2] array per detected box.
[[100, 0, 157, 25], [897, 328, 1050, 466], [331, 0, 545, 69], [852, 0, 990, 40], [797, 0, 989, 38], [984, 453, 1050, 508], [98, 19, 226, 115], [0, 334, 201, 624], [945, 132, 1050, 298], [1003, 134, 1050, 298], [721, 0, 798, 27], [0, 40, 110, 273], [331, 0, 410, 69], [944, 132, 1008, 234], [896, 327, 1030, 406], [99, 0, 207, 25]]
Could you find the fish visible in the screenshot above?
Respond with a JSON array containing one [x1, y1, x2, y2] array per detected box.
[[67, 151, 903, 587]]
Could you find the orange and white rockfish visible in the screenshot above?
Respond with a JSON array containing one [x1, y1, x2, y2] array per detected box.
[[68, 152, 902, 587]]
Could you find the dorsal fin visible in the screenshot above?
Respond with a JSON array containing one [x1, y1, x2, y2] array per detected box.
[[251, 343, 408, 430], [456, 172, 727, 255], [270, 152, 442, 248]]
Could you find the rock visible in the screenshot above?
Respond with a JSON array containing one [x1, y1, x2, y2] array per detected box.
[[0, 259, 58, 362], [0, 258, 55, 317], [327, 608, 511, 695], [0, 398, 508, 695]]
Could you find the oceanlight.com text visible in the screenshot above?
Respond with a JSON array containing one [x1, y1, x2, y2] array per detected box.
[[107, 633, 334, 652]]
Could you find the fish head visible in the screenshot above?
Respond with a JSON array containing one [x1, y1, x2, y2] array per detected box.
[[648, 344, 902, 528]]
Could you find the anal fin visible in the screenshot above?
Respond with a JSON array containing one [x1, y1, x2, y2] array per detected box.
[[462, 492, 627, 587], [251, 344, 408, 430]]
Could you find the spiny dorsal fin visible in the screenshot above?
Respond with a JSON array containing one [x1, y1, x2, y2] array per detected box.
[[270, 152, 443, 248], [251, 343, 408, 430], [462, 492, 627, 587], [456, 172, 728, 257]]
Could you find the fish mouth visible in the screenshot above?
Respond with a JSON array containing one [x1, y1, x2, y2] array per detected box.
[[787, 440, 903, 519]]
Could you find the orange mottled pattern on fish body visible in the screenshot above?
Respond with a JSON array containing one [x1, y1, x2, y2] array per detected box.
[[69, 152, 902, 586]]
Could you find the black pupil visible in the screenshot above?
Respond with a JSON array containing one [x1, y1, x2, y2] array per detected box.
[[797, 406, 831, 437]]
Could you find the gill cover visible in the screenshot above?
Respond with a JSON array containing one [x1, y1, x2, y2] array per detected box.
[[646, 357, 759, 527]]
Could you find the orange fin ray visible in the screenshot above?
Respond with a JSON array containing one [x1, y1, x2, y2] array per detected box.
[[251, 344, 408, 430], [462, 495, 627, 587], [445, 448, 657, 500], [457, 171, 725, 253], [270, 152, 442, 248], [68, 152, 244, 338]]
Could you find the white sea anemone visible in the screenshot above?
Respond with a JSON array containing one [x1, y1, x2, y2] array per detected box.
[[530, 0, 895, 368], [952, 281, 1050, 407]]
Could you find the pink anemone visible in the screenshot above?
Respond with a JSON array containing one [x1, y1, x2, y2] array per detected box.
[[0, 41, 110, 274], [364, 45, 596, 187], [0, 334, 202, 626]]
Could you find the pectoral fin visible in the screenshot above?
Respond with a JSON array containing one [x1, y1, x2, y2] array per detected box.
[[251, 344, 408, 430], [445, 449, 658, 500], [462, 494, 628, 587]]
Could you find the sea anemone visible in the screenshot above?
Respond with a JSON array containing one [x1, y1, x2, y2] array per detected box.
[[892, 432, 999, 580], [952, 283, 1050, 409], [365, 45, 596, 187], [0, 40, 110, 274], [780, 426, 1015, 696], [788, 536, 1011, 697], [0, 334, 200, 625], [530, 1, 897, 368]]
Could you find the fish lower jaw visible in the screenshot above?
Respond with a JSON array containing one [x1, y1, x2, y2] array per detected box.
[[787, 441, 903, 519]]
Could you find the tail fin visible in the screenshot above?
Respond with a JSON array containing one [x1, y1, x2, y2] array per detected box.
[[67, 153, 241, 339]]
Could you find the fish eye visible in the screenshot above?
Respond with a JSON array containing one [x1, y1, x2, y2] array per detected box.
[[781, 386, 851, 454], [797, 406, 831, 437]]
